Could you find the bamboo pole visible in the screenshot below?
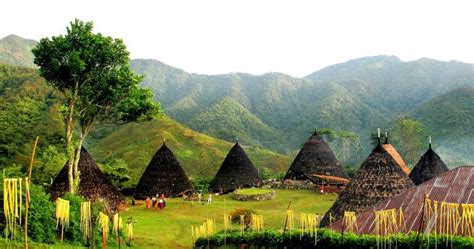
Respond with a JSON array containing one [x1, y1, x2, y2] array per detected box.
[[223, 198, 226, 246], [24, 136, 39, 249], [117, 210, 121, 249], [283, 200, 292, 235], [91, 209, 95, 249], [341, 215, 345, 245]]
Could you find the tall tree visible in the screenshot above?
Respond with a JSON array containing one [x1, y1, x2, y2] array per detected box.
[[32, 19, 161, 193], [391, 117, 425, 166], [318, 128, 361, 163]]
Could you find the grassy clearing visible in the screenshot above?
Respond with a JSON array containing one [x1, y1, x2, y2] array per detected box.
[[122, 189, 336, 248]]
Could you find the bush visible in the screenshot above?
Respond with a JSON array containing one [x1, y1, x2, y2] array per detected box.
[[0, 176, 122, 247], [27, 185, 56, 243], [228, 208, 258, 230], [195, 229, 474, 249], [61, 193, 120, 247], [191, 177, 213, 192], [0, 175, 57, 243]]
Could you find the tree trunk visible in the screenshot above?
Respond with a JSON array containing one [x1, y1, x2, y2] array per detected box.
[[66, 101, 75, 193], [73, 124, 91, 179], [66, 81, 79, 193], [73, 135, 84, 180]]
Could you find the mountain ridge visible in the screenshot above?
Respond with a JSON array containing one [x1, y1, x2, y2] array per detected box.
[[1, 35, 473, 166], [0, 35, 37, 68]]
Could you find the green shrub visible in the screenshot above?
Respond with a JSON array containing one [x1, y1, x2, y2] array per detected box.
[[195, 229, 474, 249], [61, 193, 119, 247], [191, 177, 213, 192], [27, 185, 56, 243], [0, 175, 122, 247], [0, 176, 56, 243], [228, 208, 257, 225]]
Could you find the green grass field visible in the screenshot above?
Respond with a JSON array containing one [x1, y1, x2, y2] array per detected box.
[[123, 189, 336, 248]]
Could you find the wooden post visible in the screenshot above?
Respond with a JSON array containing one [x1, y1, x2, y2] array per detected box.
[[102, 229, 106, 249], [61, 225, 64, 242], [91, 211, 95, 249], [117, 210, 121, 249], [24, 136, 39, 249], [224, 198, 226, 246], [206, 203, 209, 249], [283, 200, 292, 235], [341, 215, 345, 246]]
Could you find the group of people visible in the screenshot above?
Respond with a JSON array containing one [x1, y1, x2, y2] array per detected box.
[[145, 193, 166, 209], [197, 192, 213, 204]]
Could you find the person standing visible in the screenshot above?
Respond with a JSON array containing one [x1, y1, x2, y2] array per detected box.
[[151, 195, 157, 209], [145, 197, 151, 209], [207, 193, 212, 204], [198, 192, 202, 204], [160, 193, 166, 208], [158, 197, 164, 209]]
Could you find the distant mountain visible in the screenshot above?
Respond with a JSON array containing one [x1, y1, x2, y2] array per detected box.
[[411, 88, 474, 165], [306, 55, 474, 113], [1, 35, 473, 167], [131, 56, 474, 166], [131, 59, 389, 154], [0, 35, 37, 68]]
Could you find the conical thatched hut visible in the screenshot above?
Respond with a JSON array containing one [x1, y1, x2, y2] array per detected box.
[[329, 166, 473, 235], [284, 131, 349, 184], [134, 142, 194, 199], [209, 141, 262, 194], [49, 147, 124, 209], [321, 143, 414, 226], [382, 137, 411, 175], [409, 143, 449, 185]]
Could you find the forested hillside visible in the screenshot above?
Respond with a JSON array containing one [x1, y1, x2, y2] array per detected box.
[[131, 59, 390, 155], [1, 35, 473, 167], [132, 57, 474, 165], [0, 63, 66, 185], [0, 63, 288, 186], [411, 88, 474, 165]]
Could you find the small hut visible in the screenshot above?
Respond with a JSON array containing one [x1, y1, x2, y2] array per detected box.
[[409, 141, 449, 185], [284, 131, 349, 185], [49, 147, 124, 209], [209, 141, 262, 194], [321, 143, 414, 226], [134, 142, 194, 199], [382, 136, 411, 175]]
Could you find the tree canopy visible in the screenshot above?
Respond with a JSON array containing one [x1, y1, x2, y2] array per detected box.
[[32, 19, 162, 193]]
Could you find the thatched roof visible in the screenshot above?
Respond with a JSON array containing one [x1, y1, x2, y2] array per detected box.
[[134, 143, 195, 199], [284, 131, 349, 183], [330, 166, 474, 235], [381, 142, 411, 175], [209, 142, 262, 193], [409, 144, 449, 185], [321, 143, 415, 226], [48, 147, 124, 209]]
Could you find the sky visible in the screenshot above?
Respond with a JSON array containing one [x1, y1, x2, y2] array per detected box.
[[1, 0, 474, 77]]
